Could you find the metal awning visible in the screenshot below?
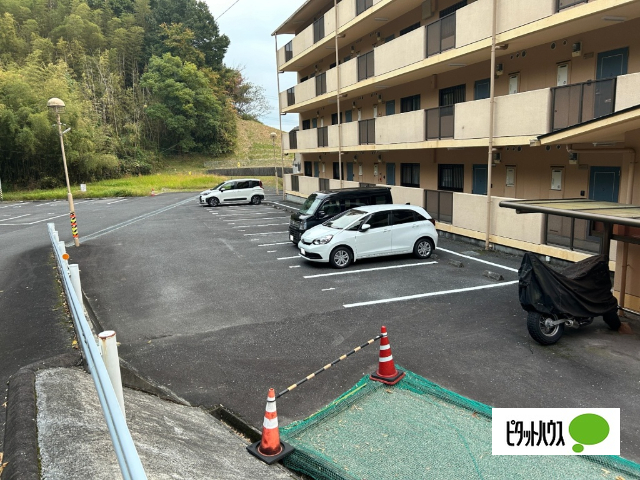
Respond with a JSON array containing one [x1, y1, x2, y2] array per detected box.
[[499, 198, 640, 228], [272, 0, 333, 35]]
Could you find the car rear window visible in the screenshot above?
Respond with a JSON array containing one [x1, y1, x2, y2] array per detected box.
[[373, 194, 389, 205]]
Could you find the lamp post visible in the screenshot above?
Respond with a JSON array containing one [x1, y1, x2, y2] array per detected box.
[[48, 98, 80, 247], [270, 132, 278, 195]]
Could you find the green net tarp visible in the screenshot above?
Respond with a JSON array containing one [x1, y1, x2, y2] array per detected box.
[[280, 366, 640, 480]]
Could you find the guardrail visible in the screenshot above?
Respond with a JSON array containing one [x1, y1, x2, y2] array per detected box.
[[48, 223, 147, 480]]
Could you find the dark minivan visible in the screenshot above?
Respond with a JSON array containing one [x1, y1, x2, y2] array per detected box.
[[289, 187, 393, 244]]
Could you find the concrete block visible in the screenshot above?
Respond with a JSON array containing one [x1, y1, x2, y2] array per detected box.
[[483, 270, 504, 281]]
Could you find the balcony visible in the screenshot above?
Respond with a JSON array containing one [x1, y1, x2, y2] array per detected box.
[[551, 79, 616, 131], [455, 89, 553, 140], [297, 129, 318, 150], [376, 110, 426, 144], [426, 106, 454, 140], [375, 26, 425, 77], [426, 12, 456, 57]]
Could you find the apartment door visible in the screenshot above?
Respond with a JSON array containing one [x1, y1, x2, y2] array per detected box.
[[386, 163, 396, 185], [304, 161, 312, 176], [589, 167, 620, 202], [346, 162, 354, 181], [472, 164, 487, 195], [314, 161, 320, 177]]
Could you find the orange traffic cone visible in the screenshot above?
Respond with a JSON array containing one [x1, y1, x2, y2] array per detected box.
[[370, 326, 405, 385], [151, 189, 156, 196], [246, 388, 294, 464]]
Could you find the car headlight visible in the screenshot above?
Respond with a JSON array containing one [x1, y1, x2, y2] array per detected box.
[[300, 220, 307, 230], [312, 234, 333, 245]]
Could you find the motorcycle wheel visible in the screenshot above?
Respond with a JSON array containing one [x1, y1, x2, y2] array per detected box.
[[527, 312, 564, 346]]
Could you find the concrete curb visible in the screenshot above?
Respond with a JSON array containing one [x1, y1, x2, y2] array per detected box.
[[262, 200, 298, 215], [2, 353, 82, 480]]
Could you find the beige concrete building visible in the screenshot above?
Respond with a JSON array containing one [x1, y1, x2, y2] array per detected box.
[[273, 0, 640, 311]]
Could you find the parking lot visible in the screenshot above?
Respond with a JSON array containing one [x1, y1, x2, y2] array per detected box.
[[59, 193, 640, 462]]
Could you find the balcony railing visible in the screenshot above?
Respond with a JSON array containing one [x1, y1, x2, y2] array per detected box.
[[319, 178, 330, 190], [357, 51, 374, 82], [291, 174, 300, 192], [359, 119, 375, 145], [426, 12, 456, 58], [289, 130, 298, 150], [545, 214, 600, 253], [356, 0, 373, 16], [285, 41, 293, 62], [551, 78, 616, 131], [287, 87, 295, 106], [425, 106, 455, 140], [317, 126, 329, 147], [316, 73, 327, 96], [556, 0, 588, 11], [425, 190, 453, 224], [313, 16, 325, 43]]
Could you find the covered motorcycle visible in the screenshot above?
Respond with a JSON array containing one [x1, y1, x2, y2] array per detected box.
[[518, 252, 620, 345]]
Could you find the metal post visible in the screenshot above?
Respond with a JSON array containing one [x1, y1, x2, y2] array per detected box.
[[485, 0, 497, 250], [334, 0, 343, 189], [274, 35, 287, 200], [55, 111, 80, 247], [99, 331, 126, 419], [69, 264, 83, 310]]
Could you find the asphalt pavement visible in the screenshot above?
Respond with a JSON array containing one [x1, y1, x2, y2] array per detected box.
[[2, 190, 639, 478]]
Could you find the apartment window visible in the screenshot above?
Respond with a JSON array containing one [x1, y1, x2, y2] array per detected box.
[[438, 164, 464, 192], [385, 34, 395, 43], [356, 0, 373, 15], [285, 41, 293, 61], [332, 162, 343, 180], [357, 51, 374, 81], [312, 118, 318, 128], [331, 112, 342, 125], [439, 0, 467, 17], [386, 100, 395, 116], [344, 110, 352, 123], [304, 161, 312, 176], [316, 73, 327, 96], [329, 62, 336, 69], [400, 94, 420, 113], [300, 75, 308, 83], [302, 119, 311, 130], [287, 87, 295, 106], [557, 0, 587, 11], [400, 22, 421, 36], [313, 16, 325, 43], [439, 84, 465, 106], [401, 163, 420, 188], [343, 55, 351, 63], [474, 79, 490, 100]]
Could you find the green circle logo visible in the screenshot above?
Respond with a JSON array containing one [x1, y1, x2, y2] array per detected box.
[[569, 414, 610, 453]]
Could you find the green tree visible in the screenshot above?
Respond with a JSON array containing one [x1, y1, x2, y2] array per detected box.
[[140, 52, 235, 154]]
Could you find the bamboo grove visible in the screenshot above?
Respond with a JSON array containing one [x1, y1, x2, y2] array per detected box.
[[0, 0, 256, 188]]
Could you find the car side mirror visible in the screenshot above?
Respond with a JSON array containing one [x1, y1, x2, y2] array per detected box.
[[360, 224, 371, 232]]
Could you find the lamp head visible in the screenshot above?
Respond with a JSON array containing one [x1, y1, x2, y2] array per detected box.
[[47, 97, 65, 114]]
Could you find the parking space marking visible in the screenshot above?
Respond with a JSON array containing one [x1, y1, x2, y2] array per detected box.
[[243, 231, 288, 236], [0, 213, 69, 226], [269, 201, 297, 210], [267, 250, 277, 253], [289, 265, 301, 269], [438, 248, 518, 273], [106, 198, 127, 205], [222, 217, 287, 222], [233, 223, 289, 228], [322, 288, 336, 291], [257, 242, 291, 246], [212, 212, 272, 217], [0, 214, 30, 222], [277, 256, 300, 260], [35, 202, 59, 207], [343, 280, 519, 308], [303, 261, 437, 279]]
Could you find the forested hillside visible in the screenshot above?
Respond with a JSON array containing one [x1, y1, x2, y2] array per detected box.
[[0, 0, 262, 189]]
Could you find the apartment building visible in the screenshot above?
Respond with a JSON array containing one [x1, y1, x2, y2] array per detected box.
[[273, 0, 640, 310]]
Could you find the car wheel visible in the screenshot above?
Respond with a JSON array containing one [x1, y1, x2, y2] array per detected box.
[[413, 237, 434, 259], [251, 195, 262, 205], [329, 246, 353, 269], [207, 197, 219, 207]]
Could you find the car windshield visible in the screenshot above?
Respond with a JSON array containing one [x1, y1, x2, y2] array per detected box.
[[323, 209, 367, 229], [299, 194, 323, 215], [211, 182, 225, 190]]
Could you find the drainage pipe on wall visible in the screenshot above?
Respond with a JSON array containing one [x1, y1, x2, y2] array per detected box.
[[485, 0, 498, 250], [334, 0, 343, 189], [566, 144, 636, 309]]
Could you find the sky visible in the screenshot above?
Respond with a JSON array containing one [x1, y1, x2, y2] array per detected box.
[[205, 0, 306, 132]]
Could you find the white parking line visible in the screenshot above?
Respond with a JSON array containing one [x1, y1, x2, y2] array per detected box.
[[233, 223, 288, 228], [267, 250, 277, 253], [303, 261, 437, 279], [322, 288, 336, 291], [343, 280, 519, 308], [257, 242, 291, 246], [35, 202, 58, 207], [107, 198, 127, 205], [277, 256, 300, 260], [438, 248, 519, 273], [289, 265, 300, 269], [0, 213, 69, 226], [215, 212, 271, 217], [223, 217, 286, 222], [0, 214, 30, 222], [243, 231, 288, 236]]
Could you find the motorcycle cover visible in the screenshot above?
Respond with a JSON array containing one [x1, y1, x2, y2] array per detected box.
[[518, 252, 618, 318]]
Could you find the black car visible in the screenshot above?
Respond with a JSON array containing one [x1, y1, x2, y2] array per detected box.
[[288, 187, 393, 244]]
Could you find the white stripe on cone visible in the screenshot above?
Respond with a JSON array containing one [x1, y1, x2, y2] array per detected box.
[[263, 417, 279, 429], [379, 355, 394, 362], [379, 344, 390, 350]]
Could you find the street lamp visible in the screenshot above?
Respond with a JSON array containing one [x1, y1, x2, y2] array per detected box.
[[270, 132, 278, 195], [48, 98, 80, 247]]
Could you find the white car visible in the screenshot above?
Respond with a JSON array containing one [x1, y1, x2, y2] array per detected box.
[[200, 179, 264, 207], [298, 204, 438, 268]]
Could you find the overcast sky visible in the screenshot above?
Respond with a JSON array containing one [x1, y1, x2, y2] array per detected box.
[[205, 0, 306, 132]]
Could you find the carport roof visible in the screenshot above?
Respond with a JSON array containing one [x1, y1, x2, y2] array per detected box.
[[499, 198, 640, 228]]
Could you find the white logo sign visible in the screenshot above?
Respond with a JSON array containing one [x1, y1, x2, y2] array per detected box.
[[492, 408, 620, 455]]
